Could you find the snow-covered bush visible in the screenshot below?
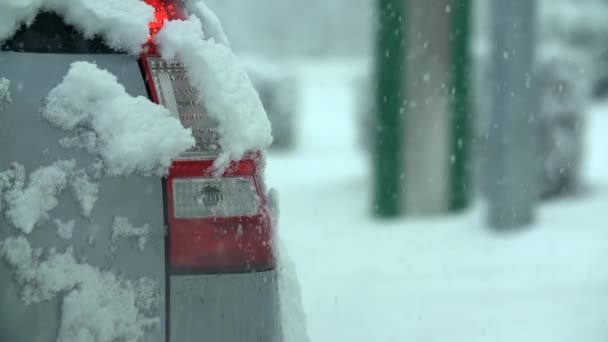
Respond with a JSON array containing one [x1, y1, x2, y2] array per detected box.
[[536, 49, 588, 197], [473, 0, 593, 199]]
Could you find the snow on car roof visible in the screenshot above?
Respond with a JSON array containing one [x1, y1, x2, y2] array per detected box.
[[0, 0, 153, 54]]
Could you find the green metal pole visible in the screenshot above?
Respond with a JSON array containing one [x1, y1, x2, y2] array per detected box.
[[373, 0, 405, 218], [449, 0, 473, 211]]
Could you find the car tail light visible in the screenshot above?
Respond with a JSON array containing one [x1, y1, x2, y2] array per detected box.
[[141, 56, 220, 153], [138, 4, 275, 274], [173, 177, 260, 218], [167, 159, 275, 274], [143, 0, 186, 38]]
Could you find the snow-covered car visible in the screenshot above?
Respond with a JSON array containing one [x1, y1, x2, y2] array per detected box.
[[0, 1, 290, 341]]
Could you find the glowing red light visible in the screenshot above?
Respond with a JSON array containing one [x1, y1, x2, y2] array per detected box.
[[144, 0, 185, 40]]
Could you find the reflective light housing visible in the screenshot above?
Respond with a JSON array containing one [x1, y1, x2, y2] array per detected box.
[[142, 56, 221, 154], [172, 177, 260, 218], [138, 6, 276, 274], [166, 158, 275, 274]]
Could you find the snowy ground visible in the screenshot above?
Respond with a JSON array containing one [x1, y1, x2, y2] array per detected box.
[[267, 60, 608, 342]]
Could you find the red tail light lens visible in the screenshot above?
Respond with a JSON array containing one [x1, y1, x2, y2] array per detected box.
[[142, 82, 275, 274], [143, 0, 186, 38], [138, 7, 276, 273], [166, 159, 275, 274]]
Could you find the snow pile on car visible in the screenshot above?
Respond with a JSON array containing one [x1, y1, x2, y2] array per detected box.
[[186, 0, 230, 46], [1, 160, 106, 236], [112, 216, 149, 252], [0, 77, 11, 110], [71, 169, 99, 218], [0, 236, 159, 342], [0, 163, 20, 212], [0, 0, 153, 54], [156, 15, 273, 167], [55, 219, 76, 240], [0, 0, 39, 43], [4, 160, 75, 235], [44, 61, 195, 176], [0, 159, 162, 341], [1, 0, 273, 168]]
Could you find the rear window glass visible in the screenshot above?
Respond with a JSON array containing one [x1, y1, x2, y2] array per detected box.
[[1, 12, 117, 54]]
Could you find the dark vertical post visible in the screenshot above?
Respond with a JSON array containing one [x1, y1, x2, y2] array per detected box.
[[373, 0, 405, 217], [450, 0, 473, 211]]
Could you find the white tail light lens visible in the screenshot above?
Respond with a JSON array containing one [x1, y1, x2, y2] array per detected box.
[[145, 57, 220, 154], [172, 177, 260, 218]]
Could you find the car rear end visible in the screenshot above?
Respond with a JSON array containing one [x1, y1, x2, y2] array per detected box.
[[0, 1, 282, 341], [163, 157, 281, 341]]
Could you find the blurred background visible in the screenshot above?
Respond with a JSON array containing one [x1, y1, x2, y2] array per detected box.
[[208, 0, 608, 340]]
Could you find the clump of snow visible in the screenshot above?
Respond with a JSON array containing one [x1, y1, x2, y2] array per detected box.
[[0, 236, 37, 280], [59, 130, 99, 154], [4, 160, 75, 234], [0, 1, 40, 44], [134, 277, 161, 315], [55, 219, 75, 240], [185, 0, 230, 46], [156, 16, 273, 167], [44, 62, 121, 130], [71, 170, 98, 217], [1, 236, 159, 342], [44, 62, 195, 176], [111, 216, 149, 252], [0, 0, 154, 54], [51, 0, 154, 54], [58, 272, 159, 342], [0, 163, 23, 212], [88, 159, 104, 179], [0, 77, 11, 110]]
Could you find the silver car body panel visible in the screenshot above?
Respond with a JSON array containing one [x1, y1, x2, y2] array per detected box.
[[0, 51, 283, 342], [170, 271, 282, 342], [0, 52, 166, 342]]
